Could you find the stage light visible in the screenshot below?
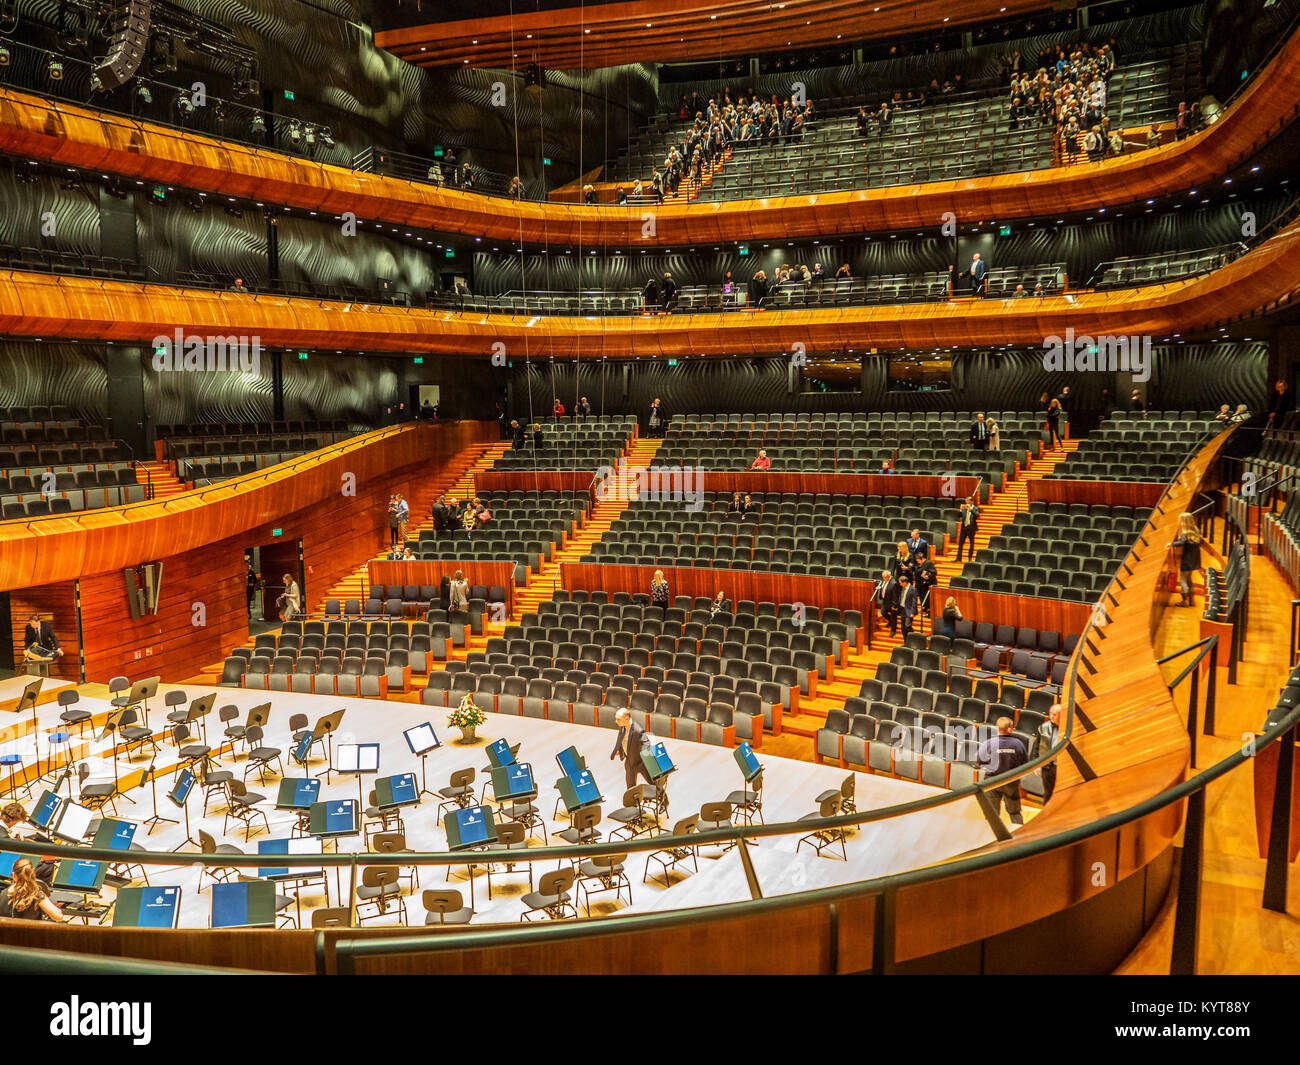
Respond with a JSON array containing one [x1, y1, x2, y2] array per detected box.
[[0, 45, 9, 66], [303, 124, 316, 147], [177, 91, 194, 115], [137, 84, 151, 104], [249, 113, 266, 135], [287, 119, 302, 144], [47, 58, 63, 80], [319, 125, 335, 147]]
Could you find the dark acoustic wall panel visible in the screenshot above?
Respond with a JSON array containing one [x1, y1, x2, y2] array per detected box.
[[515, 344, 1266, 422], [0, 167, 101, 260], [117, 0, 661, 188], [0, 342, 109, 420], [142, 353, 275, 427], [1149, 342, 1268, 410], [470, 193, 1291, 295], [135, 191, 269, 284], [280, 354, 398, 428], [275, 216, 438, 296]]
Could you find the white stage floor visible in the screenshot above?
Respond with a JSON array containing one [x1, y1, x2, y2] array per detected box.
[[0, 683, 998, 930]]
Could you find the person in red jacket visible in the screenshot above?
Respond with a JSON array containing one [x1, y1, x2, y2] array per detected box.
[[551, 398, 565, 420], [750, 449, 771, 471]]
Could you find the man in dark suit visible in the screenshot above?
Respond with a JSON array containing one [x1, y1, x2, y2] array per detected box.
[[660, 272, 678, 314], [22, 614, 61, 677], [957, 498, 980, 561], [897, 575, 918, 637], [878, 569, 901, 637], [913, 551, 937, 606], [969, 413, 990, 450], [905, 528, 928, 556], [510, 420, 526, 451], [432, 494, 449, 537], [611, 708, 650, 788]]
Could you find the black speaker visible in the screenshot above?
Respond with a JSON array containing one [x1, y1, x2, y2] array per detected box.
[[94, 0, 151, 91]]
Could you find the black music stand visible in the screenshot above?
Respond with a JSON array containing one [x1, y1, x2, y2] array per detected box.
[[139, 755, 177, 835], [403, 722, 442, 798], [313, 709, 347, 784], [127, 676, 160, 730], [166, 768, 199, 852]]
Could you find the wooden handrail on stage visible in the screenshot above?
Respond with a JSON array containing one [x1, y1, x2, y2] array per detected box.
[[0, 421, 497, 594], [0, 24, 1297, 246], [2, 215, 1298, 357]]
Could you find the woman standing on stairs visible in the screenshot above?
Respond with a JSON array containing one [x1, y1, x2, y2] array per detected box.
[[1045, 398, 1063, 448], [1168, 513, 1224, 608]]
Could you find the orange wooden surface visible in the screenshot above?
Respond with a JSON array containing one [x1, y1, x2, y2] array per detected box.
[[929, 586, 1093, 636], [1027, 479, 1167, 509], [1252, 736, 1300, 861], [2, 214, 1297, 357], [0, 422, 497, 596], [1, 27, 1297, 246], [476, 471, 600, 492], [561, 561, 875, 617], [377, 0, 1049, 70]]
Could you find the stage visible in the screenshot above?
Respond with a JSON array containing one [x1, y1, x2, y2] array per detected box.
[[0, 682, 998, 929]]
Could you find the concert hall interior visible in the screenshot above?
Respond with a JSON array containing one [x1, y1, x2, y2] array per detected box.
[[0, 0, 1299, 980]]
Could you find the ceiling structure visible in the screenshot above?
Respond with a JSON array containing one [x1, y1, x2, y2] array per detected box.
[[373, 0, 1052, 71]]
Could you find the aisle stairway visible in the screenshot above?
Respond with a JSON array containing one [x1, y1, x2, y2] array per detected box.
[[773, 438, 1080, 755], [138, 461, 187, 500], [658, 148, 732, 204]]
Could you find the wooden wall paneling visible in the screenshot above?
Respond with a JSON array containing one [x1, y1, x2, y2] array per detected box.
[[0, 421, 498, 594], [561, 562, 875, 617], [1027, 479, 1167, 509], [2, 25, 1298, 244], [928, 586, 1093, 636], [8, 582, 80, 681], [475, 471, 600, 493], [77, 544, 247, 686]]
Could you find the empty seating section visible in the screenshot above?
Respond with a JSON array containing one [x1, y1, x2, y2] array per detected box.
[[1047, 411, 1219, 482], [433, 264, 1065, 316], [412, 491, 588, 574], [659, 410, 1045, 482], [220, 596, 505, 694], [816, 626, 1078, 786], [948, 502, 1150, 600], [492, 417, 635, 471], [1094, 244, 1245, 289], [588, 492, 957, 579], [161, 420, 352, 485], [430, 591, 863, 747], [0, 408, 144, 518], [620, 46, 1198, 202], [1244, 429, 1300, 487]]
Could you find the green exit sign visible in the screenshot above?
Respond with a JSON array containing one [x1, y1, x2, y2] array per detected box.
[[413, 357, 424, 364], [738, 243, 749, 256], [271, 528, 282, 536], [543, 157, 552, 166], [444, 248, 455, 258], [667, 359, 678, 366], [434, 146, 444, 157], [999, 224, 1012, 236], [283, 89, 295, 100], [297, 352, 309, 360]]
